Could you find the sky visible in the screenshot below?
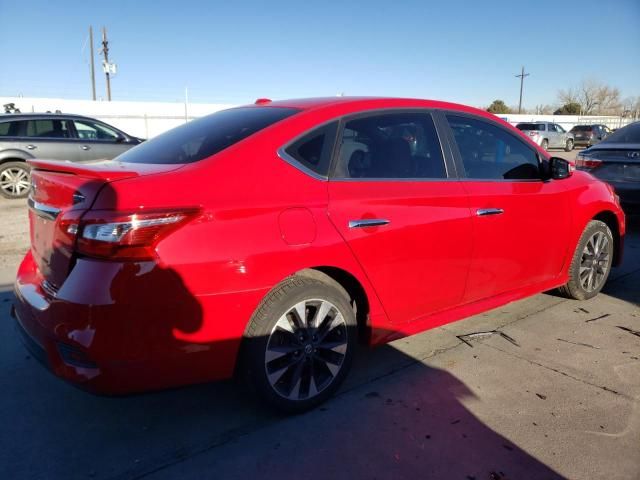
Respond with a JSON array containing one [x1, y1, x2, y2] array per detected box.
[[1, 0, 638, 109]]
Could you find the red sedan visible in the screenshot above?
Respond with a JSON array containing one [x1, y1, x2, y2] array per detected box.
[[13, 97, 625, 411]]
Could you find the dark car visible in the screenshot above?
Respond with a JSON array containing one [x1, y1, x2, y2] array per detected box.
[[570, 124, 612, 147], [0, 113, 143, 199], [576, 121, 640, 210]]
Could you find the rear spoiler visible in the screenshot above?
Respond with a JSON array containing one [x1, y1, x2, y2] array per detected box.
[[27, 159, 139, 181]]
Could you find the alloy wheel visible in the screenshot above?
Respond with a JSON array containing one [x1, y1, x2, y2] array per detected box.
[[0, 166, 30, 197], [265, 299, 348, 401], [579, 231, 611, 292]]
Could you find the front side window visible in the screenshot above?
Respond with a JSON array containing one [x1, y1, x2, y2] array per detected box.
[[547, 124, 558, 133], [555, 124, 566, 133], [333, 112, 446, 179], [74, 120, 120, 141], [284, 122, 338, 176], [447, 115, 540, 181], [118, 107, 299, 164], [25, 119, 72, 138]]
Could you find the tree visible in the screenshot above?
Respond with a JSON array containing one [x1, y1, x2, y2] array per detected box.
[[486, 100, 511, 114], [557, 79, 622, 115], [554, 102, 581, 115]]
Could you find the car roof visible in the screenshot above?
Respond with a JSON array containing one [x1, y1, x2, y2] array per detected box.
[[0, 113, 98, 121], [260, 96, 493, 116]]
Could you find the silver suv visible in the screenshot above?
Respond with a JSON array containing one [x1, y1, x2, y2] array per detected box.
[[515, 122, 575, 152], [0, 113, 142, 198]]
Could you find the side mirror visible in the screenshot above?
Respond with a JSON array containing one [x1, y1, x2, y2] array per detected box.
[[550, 157, 573, 179]]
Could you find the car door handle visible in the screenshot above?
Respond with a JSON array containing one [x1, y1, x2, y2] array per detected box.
[[348, 219, 390, 228], [25, 144, 37, 150], [81, 145, 91, 150], [476, 208, 504, 217]]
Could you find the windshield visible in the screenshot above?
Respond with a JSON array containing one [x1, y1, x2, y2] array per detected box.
[[600, 122, 640, 144], [516, 123, 544, 131], [117, 106, 299, 164]]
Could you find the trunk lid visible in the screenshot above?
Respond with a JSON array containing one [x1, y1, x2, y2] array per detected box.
[[27, 159, 183, 289], [585, 145, 640, 182]]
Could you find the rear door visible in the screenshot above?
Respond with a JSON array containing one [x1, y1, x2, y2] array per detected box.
[[18, 118, 83, 161], [72, 118, 133, 160], [442, 113, 571, 302], [327, 110, 472, 325]]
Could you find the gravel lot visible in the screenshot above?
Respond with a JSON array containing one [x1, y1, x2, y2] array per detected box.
[[1, 166, 639, 479]]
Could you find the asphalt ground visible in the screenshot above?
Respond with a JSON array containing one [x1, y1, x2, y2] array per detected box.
[[0, 153, 638, 479]]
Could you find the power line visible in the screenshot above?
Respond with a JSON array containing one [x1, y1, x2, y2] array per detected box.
[[89, 26, 96, 101], [515, 66, 529, 114]]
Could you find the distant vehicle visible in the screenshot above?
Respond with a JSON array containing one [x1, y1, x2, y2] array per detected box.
[[0, 113, 143, 199], [570, 124, 613, 147], [515, 122, 574, 152], [576, 121, 640, 211]]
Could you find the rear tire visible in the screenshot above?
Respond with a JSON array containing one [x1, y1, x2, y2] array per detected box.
[[565, 139, 574, 152], [241, 274, 356, 413], [0, 161, 30, 199], [557, 220, 613, 300], [541, 139, 549, 150]]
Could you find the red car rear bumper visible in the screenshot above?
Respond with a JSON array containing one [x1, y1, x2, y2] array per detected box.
[[12, 250, 267, 394]]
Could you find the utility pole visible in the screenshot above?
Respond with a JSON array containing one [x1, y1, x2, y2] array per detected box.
[[101, 27, 112, 101], [515, 66, 529, 114], [89, 26, 96, 101]]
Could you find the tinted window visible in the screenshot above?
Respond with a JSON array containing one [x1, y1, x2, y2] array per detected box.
[[555, 124, 566, 133], [516, 123, 545, 131], [117, 107, 299, 164], [571, 125, 592, 132], [25, 119, 72, 138], [447, 115, 540, 180], [0, 122, 12, 136], [74, 120, 120, 141], [333, 112, 446, 179], [547, 124, 558, 132], [284, 122, 338, 176], [601, 122, 640, 144]]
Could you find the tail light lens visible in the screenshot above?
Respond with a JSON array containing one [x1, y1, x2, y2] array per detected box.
[[575, 155, 602, 170], [529, 131, 538, 136], [75, 209, 200, 260]]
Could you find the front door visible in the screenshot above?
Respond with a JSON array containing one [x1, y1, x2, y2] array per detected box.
[[327, 110, 472, 324], [443, 113, 571, 302], [71, 119, 132, 160]]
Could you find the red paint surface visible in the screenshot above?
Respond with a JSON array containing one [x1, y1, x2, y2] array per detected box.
[[14, 97, 625, 394]]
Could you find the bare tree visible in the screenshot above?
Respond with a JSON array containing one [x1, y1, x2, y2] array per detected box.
[[557, 79, 622, 115]]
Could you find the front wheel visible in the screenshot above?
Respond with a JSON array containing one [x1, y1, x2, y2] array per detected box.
[[558, 220, 614, 300], [0, 161, 31, 199], [565, 139, 574, 152], [241, 274, 356, 413]]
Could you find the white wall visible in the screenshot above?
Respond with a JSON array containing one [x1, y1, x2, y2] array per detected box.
[[0, 97, 236, 138], [2, 96, 634, 139]]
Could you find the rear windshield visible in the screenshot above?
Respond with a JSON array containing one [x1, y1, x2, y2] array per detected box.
[[571, 125, 592, 131], [601, 122, 640, 144], [117, 107, 299, 164], [516, 123, 544, 131]]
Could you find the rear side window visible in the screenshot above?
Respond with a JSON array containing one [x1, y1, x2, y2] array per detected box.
[[284, 122, 338, 177], [447, 115, 540, 181], [117, 107, 299, 164], [25, 119, 72, 138], [516, 123, 545, 131], [333, 112, 446, 179]]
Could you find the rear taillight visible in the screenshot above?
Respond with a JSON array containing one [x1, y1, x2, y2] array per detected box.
[[575, 155, 602, 170], [529, 131, 538, 136], [75, 209, 200, 260]]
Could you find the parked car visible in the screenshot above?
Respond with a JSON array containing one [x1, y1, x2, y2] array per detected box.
[[515, 122, 575, 151], [0, 113, 143, 199], [576, 121, 640, 211], [13, 98, 624, 412], [570, 124, 612, 147]]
